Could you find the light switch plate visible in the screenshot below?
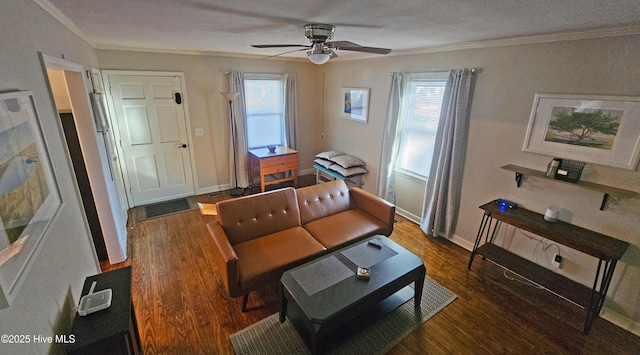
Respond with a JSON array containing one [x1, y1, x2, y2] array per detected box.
[[195, 128, 204, 136]]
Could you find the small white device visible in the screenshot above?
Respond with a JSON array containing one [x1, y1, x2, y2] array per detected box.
[[78, 281, 112, 316]]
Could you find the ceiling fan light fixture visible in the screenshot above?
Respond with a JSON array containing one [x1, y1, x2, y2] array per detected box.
[[308, 43, 331, 65], [308, 52, 331, 65]]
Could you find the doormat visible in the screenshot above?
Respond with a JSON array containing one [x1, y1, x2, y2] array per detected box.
[[135, 196, 199, 222], [230, 276, 456, 355]]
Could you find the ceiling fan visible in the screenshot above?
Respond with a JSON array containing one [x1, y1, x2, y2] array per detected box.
[[251, 23, 392, 64]]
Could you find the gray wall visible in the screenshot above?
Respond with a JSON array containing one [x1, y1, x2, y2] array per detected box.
[[0, 1, 101, 353], [96, 51, 322, 194], [320, 35, 640, 333]]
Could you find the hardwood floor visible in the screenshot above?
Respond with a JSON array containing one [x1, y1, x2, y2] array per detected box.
[[102, 180, 640, 354]]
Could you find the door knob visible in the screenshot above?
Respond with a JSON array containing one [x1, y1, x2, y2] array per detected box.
[[178, 143, 187, 148]]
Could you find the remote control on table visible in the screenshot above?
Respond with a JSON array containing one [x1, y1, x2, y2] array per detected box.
[[368, 240, 382, 248]]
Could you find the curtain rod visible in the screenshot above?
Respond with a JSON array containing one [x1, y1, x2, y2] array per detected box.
[[389, 68, 478, 75], [222, 70, 294, 74]]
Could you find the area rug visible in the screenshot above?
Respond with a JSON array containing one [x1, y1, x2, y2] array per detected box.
[[230, 276, 456, 355], [134, 196, 199, 221]]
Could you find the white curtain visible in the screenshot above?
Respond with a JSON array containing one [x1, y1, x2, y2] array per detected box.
[[377, 72, 404, 203], [284, 72, 298, 149], [228, 71, 250, 188], [420, 69, 475, 237]]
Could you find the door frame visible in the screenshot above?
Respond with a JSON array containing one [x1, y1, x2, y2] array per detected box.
[[88, 67, 130, 224], [40, 53, 128, 264], [101, 70, 197, 207]]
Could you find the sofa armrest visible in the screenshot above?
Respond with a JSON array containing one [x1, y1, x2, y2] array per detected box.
[[206, 221, 241, 298], [350, 188, 396, 236]]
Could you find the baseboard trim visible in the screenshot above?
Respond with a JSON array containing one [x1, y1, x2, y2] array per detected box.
[[395, 208, 421, 225], [299, 168, 316, 176], [448, 234, 475, 252], [600, 308, 640, 337], [196, 184, 231, 196]]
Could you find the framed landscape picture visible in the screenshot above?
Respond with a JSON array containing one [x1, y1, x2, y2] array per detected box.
[[340, 87, 370, 123], [523, 93, 640, 170], [0, 91, 61, 308]]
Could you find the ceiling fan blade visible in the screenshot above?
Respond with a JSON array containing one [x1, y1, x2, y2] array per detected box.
[[261, 47, 308, 59], [326, 41, 391, 54], [326, 40, 360, 48], [252, 44, 310, 48], [338, 46, 392, 55]]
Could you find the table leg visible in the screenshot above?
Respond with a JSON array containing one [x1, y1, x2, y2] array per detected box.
[[414, 265, 426, 306], [293, 168, 298, 188], [260, 170, 266, 192], [468, 212, 491, 269], [248, 155, 254, 187], [279, 290, 288, 322], [310, 325, 324, 355]]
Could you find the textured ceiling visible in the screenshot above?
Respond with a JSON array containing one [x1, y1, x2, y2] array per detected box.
[[44, 0, 640, 60]]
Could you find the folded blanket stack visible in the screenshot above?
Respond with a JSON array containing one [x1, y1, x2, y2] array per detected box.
[[314, 151, 368, 178]]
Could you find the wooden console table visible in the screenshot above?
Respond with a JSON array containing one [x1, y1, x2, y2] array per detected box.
[[249, 147, 298, 192], [468, 201, 629, 333]]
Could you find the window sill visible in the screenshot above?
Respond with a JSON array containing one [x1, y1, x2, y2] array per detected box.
[[393, 169, 427, 182]]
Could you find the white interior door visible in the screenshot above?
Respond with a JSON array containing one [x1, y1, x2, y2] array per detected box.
[[106, 73, 194, 206]]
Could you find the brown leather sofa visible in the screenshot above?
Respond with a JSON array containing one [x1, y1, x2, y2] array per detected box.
[[206, 179, 395, 311]]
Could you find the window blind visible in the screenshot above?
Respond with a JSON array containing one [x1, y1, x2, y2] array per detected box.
[[244, 77, 284, 149], [396, 79, 446, 178]]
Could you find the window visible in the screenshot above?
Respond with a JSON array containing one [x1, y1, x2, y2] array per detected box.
[[395, 73, 447, 179], [243, 75, 284, 149]]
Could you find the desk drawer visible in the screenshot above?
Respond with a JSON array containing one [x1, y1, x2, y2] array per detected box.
[[261, 154, 298, 172]]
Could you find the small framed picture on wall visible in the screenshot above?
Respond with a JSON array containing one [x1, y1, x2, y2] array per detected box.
[[340, 87, 370, 123]]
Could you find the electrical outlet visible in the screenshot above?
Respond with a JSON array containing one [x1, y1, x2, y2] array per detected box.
[[552, 254, 562, 268]]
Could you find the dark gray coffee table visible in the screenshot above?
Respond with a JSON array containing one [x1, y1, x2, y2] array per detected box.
[[280, 235, 425, 354]]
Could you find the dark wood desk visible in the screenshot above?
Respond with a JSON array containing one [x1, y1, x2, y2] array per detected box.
[[468, 201, 629, 333], [68, 266, 140, 354], [248, 147, 298, 192]]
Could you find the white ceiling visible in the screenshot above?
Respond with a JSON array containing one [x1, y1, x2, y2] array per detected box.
[[42, 0, 640, 61]]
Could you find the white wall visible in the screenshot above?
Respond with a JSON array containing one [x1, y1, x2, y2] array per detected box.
[[96, 51, 323, 194], [320, 35, 640, 333], [0, 0, 101, 353]]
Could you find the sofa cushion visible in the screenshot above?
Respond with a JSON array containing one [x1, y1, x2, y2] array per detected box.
[[328, 163, 368, 177], [216, 187, 301, 245], [329, 154, 365, 168], [303, 209, 389, 251], [296, 180, 351, 225], [233, 227, 326, 292], [313, 157, 333, 169], [315, 150, 343, 160]]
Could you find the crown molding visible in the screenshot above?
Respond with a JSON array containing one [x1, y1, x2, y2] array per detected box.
[[32, 0, 95, 47], [93, 44, 310, 62], [391, 25, 640, 57]]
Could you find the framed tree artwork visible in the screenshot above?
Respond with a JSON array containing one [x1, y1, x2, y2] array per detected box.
[[523, 93, 640, 170]]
